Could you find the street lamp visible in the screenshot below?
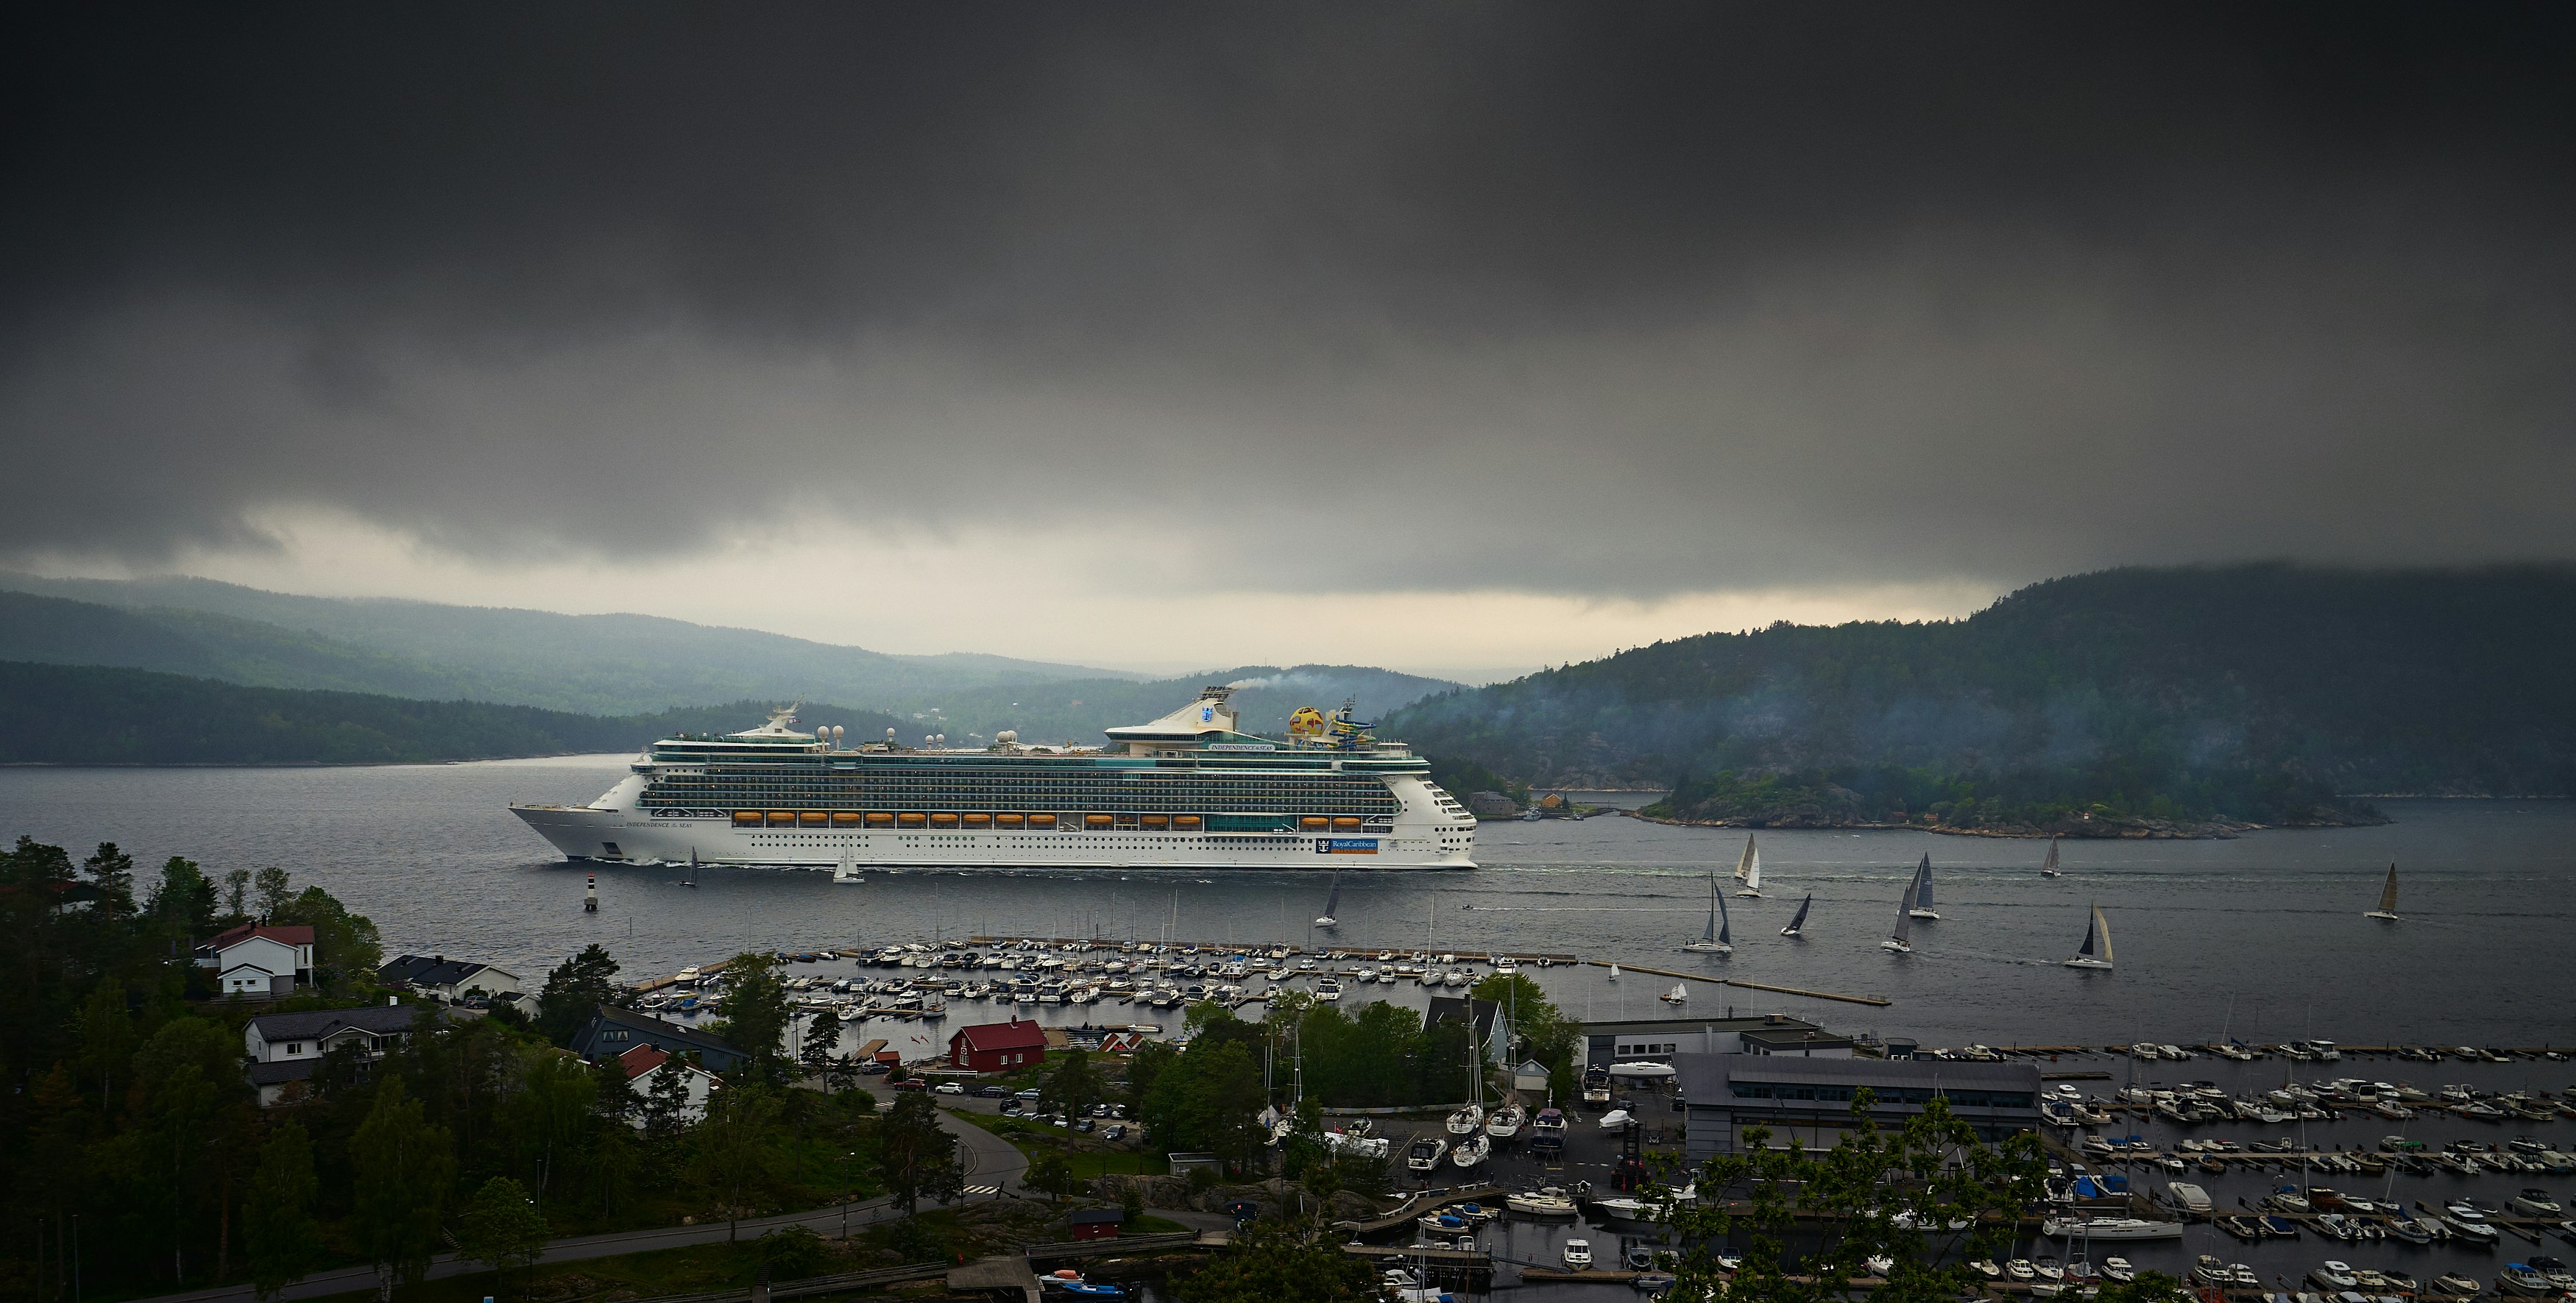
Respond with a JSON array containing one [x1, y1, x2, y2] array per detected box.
[[841, 1150, 854, 1239]]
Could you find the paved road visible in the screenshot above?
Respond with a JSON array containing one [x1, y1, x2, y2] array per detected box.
[[127, 1086, 1030, 1303]]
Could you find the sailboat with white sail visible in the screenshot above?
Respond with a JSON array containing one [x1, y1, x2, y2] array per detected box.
[[1314, 868, 1342, 929], [1780, 892, 1812, 938], [1660, 981, 1688, 1004], [1733, 834, 1763, 898], [832, 845, 862, 884], [1908, 853, 1939, 920], [1882, 881, 1917, 953], [2363, 863, 2400, 921], [1684, 872, 1733, 954], [2040, 835, 2063, 878], [2064, 904, 2115, 969]]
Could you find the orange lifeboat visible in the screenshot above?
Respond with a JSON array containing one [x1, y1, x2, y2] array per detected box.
[[768, 811, 799, 826], [995, 813, 1025, 828], [1299, 817, 1330, 830], [733, 811, 763, 826], [865, 812, 894, 827], [1332, 816, 1363, 831], [962, 813, 991, 827], [930, 813, 960, 828], [1028, 813, 1057, 828], [1084, 814, 1114, 828], [1174, 814, 1203, 828], [896, 812, 927, 827], [831, 811, 862, 826], [799, 811, 829, 827], [1141, 814, 1170, 829]]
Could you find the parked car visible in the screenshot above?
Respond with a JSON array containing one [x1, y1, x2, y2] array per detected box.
[[858, 1061, 891, 1075], [999, 1100, 1023, 1115], [1090, 1103, 1112, 1117], [1051, 1114, 1072, 1128], [1105, 1124, 1128, 1141], [893, 1079, 928, 1091], [933, 1082, 966, 1095], [1016, 1088, 1043, 1101], [977, 1084, 1011, 1098], [1074, 1118, 1096, 1132]]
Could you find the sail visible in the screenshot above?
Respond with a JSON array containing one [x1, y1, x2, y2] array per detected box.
[[1323, 869, 1343, 918], [2377, 864, 2398, 914], [1700, 879, 1719, 942], [2076, 910, 2095, 956], [1914, 853, 1934, 910], [2041, 837, 2059, 874], [2092, 906, 2113, 963], [1744, 844, 1762, 891], [1733, 834, 1758, 882], [1891, 882, 1916, 945], [1717, 890, 1733, 945], [1786, 893, 1812, 933]]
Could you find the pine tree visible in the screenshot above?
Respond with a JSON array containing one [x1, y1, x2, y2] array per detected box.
[[245, 1122, 323, 1300], [799, 1011, 841, 1082], [352, 1076, 457, 1300]]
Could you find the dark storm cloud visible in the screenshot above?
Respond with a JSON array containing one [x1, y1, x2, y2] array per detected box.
[[4, 3, 2574, 594]]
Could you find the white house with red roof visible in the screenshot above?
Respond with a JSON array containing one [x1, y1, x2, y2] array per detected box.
[[617, 1043, 722, 1126], [194, 923, 316, 997]]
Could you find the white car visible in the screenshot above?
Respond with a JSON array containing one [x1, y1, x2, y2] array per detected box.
[[932, 1082, 966, 1095]]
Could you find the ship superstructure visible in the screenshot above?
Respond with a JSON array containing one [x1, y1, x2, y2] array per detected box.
[[510, 686, 1477, 870]]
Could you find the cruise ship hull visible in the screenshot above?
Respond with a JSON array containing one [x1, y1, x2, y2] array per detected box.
[[509, 689, 1481, 870], [512, 798, 1476, 870]]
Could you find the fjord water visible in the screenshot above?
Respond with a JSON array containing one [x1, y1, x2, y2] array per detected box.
[[2, 756, 2570, 1048]]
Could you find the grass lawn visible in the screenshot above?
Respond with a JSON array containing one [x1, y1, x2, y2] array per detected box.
[[949, 1107, 1167, 1178]]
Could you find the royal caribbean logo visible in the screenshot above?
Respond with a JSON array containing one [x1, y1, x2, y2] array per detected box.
[[1317, 838, 1379, 854]]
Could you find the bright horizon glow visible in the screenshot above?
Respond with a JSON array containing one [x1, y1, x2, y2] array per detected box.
[[17, 511, 2006, 685]]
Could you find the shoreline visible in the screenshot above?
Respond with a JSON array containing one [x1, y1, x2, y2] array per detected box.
[[1621, 807, 2395, 839]]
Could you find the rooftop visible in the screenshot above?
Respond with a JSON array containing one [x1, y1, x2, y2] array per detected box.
[[249, 1004, 415, 1040]]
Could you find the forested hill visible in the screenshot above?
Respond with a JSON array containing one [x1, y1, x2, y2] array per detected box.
[[1387, 565, 2576, 834], [0, 662, 899, 765]]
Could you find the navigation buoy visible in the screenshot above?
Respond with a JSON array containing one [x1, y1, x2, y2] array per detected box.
[[584, 873, 598, 912]]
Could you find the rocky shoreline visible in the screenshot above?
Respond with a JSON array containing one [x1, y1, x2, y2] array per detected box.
[[1626, 805, 2391, 839]]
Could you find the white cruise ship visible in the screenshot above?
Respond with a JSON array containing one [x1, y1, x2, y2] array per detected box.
[[511, 686, 1478, 870]]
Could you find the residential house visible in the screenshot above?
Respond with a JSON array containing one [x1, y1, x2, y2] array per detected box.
[[569, 1005, 750, 1073], [194, 923, 316, 998], [616, 1043, 723, 1127], [377, 954, 526, 1004], [1426, 996, 1509, 1065], [946, 1019, 1047, 1072], [242, 1003, 417, 1106]]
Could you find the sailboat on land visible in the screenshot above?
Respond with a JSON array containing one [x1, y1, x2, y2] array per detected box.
[[1733, 834, 1763, 898], [1781, 892, 1812, 938], [832, 845, 861, 884], [2363, 863, 2400, 921], [1314, 867, 1342, 929], [2040, 835, 2063, 878], [2064, 904, 2115, 969], [1882, 881, 1917, 953], [1684, 870, 1733, 954], [1908, 853, 1939, 920]]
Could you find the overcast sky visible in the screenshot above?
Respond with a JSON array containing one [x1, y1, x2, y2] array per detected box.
[[7, 4, 2572, 679]]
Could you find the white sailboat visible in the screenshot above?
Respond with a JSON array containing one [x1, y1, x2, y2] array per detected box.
[[832, 845, 862, 884], [1780, 892, 1811, 938], [1683, 873, 1733, 954], [1607, 962, 1620, 981], [1314, 867, 1342, 929], [1660, 981, 1688, 1004], [2363, 863, 2399, 921], [1908, 853, 1939, 919], [1733, 834, 1763, 898], [2064, 904, 2115, 969], [1882, 881, 1917, 953], [2040, 835, 2063, 878]]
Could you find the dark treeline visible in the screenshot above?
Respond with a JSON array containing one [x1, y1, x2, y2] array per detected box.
[[0, 661, 898, 764], [0, 834, 902, 1301], [1392, 564, 2576, 828]]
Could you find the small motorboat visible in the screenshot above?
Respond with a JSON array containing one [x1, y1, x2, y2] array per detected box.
[[2310, 1262, 2358, 1290], [1506, 1187, 1578, 1217], [1563, 1240, 1593, 1270], [2007, 1260, 2038, 1282], [2101, 1258, 2137, 1284], [2435, 1273, 2482, 1296], [1970, 1260, 2003, 1280], [1044, 1271, 1125, 1298], [1599, 1108, 1635, 1132]]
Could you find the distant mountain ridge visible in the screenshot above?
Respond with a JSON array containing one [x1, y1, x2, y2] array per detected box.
[[1387, 564, 2576, 834], [0, 661, 902, 765], [0, 573, 1148, 715]]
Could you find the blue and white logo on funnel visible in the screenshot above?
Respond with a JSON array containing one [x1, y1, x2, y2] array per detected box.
[[1201, 706, 1214, 722]]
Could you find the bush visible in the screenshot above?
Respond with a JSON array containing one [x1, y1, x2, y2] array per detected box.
[[751, 1224, 829, 1278]]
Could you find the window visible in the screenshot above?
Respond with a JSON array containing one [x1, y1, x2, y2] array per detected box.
[[288, 1043, 303, 1055]]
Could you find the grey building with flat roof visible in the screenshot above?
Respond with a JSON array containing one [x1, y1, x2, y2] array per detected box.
[[1673, 1053, 2042, 1166], [1582, 1014, 1839, 1067]]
